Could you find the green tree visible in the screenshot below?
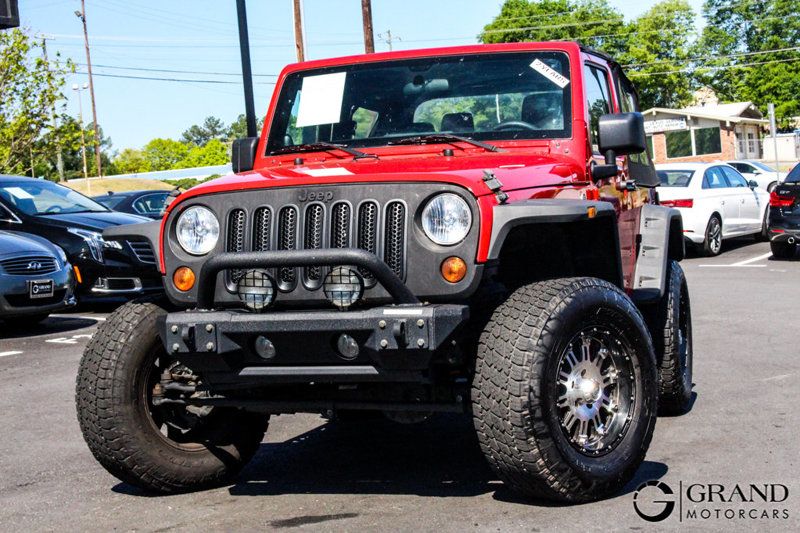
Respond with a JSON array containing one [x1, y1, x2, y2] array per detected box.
[[227, 113, 264, 140], [113, 148, 151, 174], [176, 138, 229, 168], [620, 0, 697, 109], [181, 115, 227, 146], [0, 29, 73, 176], [143, 138, 189, 171], [699, 0, 799, 129]]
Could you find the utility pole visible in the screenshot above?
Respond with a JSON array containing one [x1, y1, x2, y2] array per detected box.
[[75, 0, 102, 178], [361, 0, 375, 53], [292, 0, 306, 62], [236, 0, 257, 138], [768, 103, 780, 173], [378, 29, 400, 51], [41, 36, 65, 182]]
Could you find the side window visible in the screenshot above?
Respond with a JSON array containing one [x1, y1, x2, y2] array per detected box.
[[729, 163, 748, 173], [132, 193, 168, 216], [584, 64, 612, 153], [703, 167, 728, 189], [722, 166, 748, 188], [0, 201, 19, 223]]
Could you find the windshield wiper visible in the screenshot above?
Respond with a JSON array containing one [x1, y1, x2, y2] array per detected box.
[[387, 134, 501, 152], [271, 141, 378, 160]]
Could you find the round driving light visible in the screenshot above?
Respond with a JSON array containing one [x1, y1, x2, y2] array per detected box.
[[337, 334, 360, 360], [441, 256, 467, 283], [254, 335, 276, 360], [173, 266, 195, 291], [421, 193, 472, 245], [236, 269, 275, 311], [323, 266, 364, 309], [176, 205, 219, 255]]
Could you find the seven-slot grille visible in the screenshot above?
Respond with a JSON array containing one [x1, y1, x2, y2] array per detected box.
[[224, 199, 407, 291], [127, 240, 156, 264], [0, 255, 58, 275]]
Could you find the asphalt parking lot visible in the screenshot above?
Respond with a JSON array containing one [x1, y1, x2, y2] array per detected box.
[[1, 239, 798, 531]]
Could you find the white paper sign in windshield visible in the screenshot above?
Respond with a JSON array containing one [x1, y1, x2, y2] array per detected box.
[[295, 72, 347, 128], [530, 59, 570, 88]]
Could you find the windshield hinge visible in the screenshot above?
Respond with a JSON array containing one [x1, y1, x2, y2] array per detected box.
[[482, 170, 508, 204]]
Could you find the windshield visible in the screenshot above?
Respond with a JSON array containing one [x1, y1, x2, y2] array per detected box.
[[0, 179, 108, 216], [94, 195, 126, 209], [750, 161, 775, 172], [266, 52, 572, 154], [657, 169, 694, 187], [786, 163, 800, 183]]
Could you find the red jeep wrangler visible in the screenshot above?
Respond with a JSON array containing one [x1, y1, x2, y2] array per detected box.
[[78, 42, 692, 502]]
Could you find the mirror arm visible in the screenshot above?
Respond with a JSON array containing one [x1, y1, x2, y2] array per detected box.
[[604, 149, 617, 165]]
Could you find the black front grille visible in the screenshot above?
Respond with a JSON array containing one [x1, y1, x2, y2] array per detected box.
[[0, 255, 58, 275], [227, 209, 246, 282], [127, 240, 155, 264], [218, 195, 407, 294]]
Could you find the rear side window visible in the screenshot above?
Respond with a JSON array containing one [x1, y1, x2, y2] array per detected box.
[[786, 163, 800, 183], [657, 170, 694, 187], [584, 64, 612, 153], [703, 167, 728, 189]]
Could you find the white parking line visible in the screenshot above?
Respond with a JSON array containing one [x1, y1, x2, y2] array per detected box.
[[0, 350, 23, 358], [45, 334, 93, 345], [698, 251, 773, 268]]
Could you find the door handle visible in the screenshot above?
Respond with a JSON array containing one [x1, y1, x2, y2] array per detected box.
[[721, 200, 725, 205], [741, 199, 745, 204]]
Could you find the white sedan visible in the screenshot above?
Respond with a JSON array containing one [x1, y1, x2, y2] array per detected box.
[[656, 162, 770, 256], [726, 160, 786, 192]]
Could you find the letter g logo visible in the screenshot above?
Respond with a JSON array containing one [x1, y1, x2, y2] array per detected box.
[[633, 480, 676, 522]]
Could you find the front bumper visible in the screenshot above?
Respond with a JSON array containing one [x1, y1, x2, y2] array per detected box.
[[74, 257, 162, 297], [0, 266, 76, 318], [160, 249, 469, 386]]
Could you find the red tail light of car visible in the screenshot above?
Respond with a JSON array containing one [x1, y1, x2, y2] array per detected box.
[[770, 190, 794, 208], [660, 199, 693, 208]]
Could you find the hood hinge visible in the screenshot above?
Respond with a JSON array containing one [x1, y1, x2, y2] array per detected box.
[[482, 170, 508, 204]]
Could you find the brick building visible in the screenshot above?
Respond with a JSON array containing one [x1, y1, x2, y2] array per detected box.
[[642, 102, 768, 164]]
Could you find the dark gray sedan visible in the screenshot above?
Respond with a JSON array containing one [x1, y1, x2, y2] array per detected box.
[[0, 230, 76, 326]]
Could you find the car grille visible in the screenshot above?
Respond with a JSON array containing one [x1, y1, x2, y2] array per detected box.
[[127, 240, 156, 264], [224, 198, 408, 291], [0, 255, 58, 275]]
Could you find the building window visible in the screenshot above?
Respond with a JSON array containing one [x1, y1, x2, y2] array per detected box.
[[646, 135, 654, 158], [694, 127, 722, 155], [665, 130, 692, 158]]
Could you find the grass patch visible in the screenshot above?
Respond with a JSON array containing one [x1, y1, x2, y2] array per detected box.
[[64, 177, 174, 196]]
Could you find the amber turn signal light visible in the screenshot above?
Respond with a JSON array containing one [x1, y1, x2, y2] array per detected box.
[[441, 256, 467, 283], [173, 266, 195, 292], [73, 265, 82, 284]]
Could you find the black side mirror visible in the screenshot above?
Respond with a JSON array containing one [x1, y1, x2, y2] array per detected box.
[[593, 113, 647, 180], [748, 180, 759, 189], [231, 137, 259, 173]]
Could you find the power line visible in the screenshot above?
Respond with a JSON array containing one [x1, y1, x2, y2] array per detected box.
[[74, 70, 275, 85], [622, 46, 800, 68], [628, 56, 800, 77], [76, 62, 278, 78]]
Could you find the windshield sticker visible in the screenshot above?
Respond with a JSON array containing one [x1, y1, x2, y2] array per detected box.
[[295, 72, 347, 128], [298, 167, 354, 177], [4, 187, 34, 200], [530, 59, 570, 88]]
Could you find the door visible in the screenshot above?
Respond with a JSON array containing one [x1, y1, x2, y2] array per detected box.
[[703, 166, 741, 235], [722, 166, 761, 232]]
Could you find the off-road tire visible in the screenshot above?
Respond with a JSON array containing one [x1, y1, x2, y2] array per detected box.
[[471, 277, 658, 502], [702, 215, 723, 256], [648, 261, 693, 415], [76, 298, 268, 493], [771, 241, 796, 259]]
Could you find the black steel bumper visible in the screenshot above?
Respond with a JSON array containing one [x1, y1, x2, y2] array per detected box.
[[161, 249, 469, 385]]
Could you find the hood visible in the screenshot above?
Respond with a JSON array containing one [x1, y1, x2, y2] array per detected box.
[[0, 230, 58, 259], [37, 210, 150, 231], [171, 148, 585, 209]]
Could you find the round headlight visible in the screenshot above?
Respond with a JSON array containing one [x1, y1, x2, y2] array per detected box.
[[421, 193, 472, 245], [176, 206, 219, 255]]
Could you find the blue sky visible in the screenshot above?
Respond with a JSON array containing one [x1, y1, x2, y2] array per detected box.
[[21, 0, 704, 152]]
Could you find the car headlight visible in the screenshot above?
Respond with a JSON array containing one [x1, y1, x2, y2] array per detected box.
[[421, 193, 472, 245], [176, 206, 219, 255], [67, 228, 105, 262]]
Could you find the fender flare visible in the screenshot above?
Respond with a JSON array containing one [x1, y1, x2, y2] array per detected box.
[[631, 204, 683, 302]]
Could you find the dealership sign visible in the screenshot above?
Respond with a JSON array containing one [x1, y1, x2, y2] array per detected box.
[[645, 118, 687, 134]]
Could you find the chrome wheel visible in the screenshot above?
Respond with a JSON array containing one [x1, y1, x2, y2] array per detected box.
[[707, 217, 722, 254], [556, 328, 635, 456]]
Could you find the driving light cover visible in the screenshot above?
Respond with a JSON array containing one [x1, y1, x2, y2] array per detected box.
[[176, 206, 219, 255], [421, 193, 472, 245], [236, 269, 276, 311], [323, 266, 364, 309]]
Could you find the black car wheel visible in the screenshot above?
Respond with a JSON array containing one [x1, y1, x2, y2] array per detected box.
[[76, 298, 268, 493], [702, 215, 723, 256], [471, 277, 657, 502]]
